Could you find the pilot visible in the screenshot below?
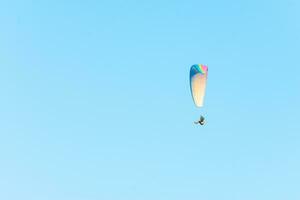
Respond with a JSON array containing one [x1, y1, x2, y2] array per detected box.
[[194, 116, 205, 125]]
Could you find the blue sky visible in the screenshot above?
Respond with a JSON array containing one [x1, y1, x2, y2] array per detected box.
[[1, 0, 300, 199]]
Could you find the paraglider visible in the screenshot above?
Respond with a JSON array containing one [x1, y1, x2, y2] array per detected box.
[[190, 64, 208, 125]]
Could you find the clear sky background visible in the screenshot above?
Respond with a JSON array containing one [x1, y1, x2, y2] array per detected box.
[[1, 0, 300, 200]]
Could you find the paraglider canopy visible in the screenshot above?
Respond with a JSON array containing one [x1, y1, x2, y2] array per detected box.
[[190, 64, 208, 107]]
